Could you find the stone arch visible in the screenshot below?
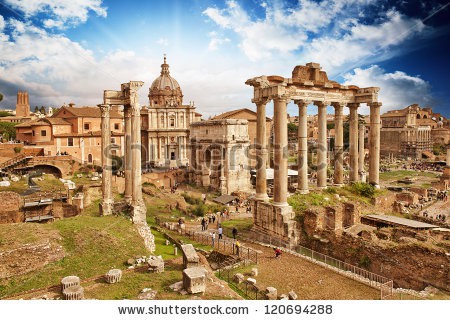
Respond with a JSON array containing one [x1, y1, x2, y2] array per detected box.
[[33, 164, 62, 178], [416, 114, 421, 119]]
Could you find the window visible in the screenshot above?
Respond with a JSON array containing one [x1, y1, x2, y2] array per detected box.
[[206, 129, 208, 134], [114, 123, 120, 130], [160, 116, 164, 126], [170, 118, 175, 127], [68, 137, 74, 146], [84, 123, 90, 130], [41, 130, 46, 136], [110, 137, 116, 143], [32, 130, 35, 136], [88, 154, 93, 163]]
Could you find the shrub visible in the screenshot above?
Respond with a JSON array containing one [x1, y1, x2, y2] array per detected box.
[[349, 182, 376, 198], [13, 147, 22, 154], [181, 192, 203, 205]]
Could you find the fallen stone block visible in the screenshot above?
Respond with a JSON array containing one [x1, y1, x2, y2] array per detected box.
[[288, 290, 298, 300], [246, 277, 256, 285], [105, 269, 122, 284], [182, 267, 207, 294], [251, 268, 258, 277], [61, 275, 80, 291], [147, 255, 165, 273], [63, 285, 84, 300], [233, 273, 245, 284], [265, 287, 277, 300]]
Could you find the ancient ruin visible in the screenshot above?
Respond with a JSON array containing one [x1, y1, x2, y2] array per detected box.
[[246, 62, 381, 244], [99, 81, 155, 252]]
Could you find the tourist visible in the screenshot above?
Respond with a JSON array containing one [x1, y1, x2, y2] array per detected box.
[[212, 214, 216, 224], [218, 225, 223, 239], [235, 240, 241, 256], [211, 232, 216, 247], [274, 247, 282, 259], [201, 217, 206, 231], [232, 227, 238, 239]]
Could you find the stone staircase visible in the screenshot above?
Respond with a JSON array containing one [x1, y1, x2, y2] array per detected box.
[[0, 154, 33, 172]]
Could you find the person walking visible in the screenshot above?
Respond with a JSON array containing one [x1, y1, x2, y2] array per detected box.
[[211, 232, 216, 247], [273, 247, 282, 259], [201, 217, 206, 231], [235, 240, 241, 257], [232, 227, 238, 239], [218, 226, 223, 239]]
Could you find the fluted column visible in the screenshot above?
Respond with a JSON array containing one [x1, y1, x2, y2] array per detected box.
[[358, 122, 365, 180], [316, 101, 328, 189], [124, 106, 132, 204], [99, 104, 113, 215], [295, 100, 309, 194], [333, 103, 344, 185], [127, 81, 145, 223], [348, 103, 359, 182], [255, 98, 269, 201], [273, 95, 289, 205], [369, 102, 382, 187]]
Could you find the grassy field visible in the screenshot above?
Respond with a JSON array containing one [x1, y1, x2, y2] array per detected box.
[[0, 208, 149, 298]]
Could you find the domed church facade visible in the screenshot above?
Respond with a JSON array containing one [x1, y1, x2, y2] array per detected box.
[[141, 56, 202, 167]]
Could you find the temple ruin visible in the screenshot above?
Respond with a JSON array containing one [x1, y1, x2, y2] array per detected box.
[[99, 81, 155, 252], [246, 62, 381, 244]]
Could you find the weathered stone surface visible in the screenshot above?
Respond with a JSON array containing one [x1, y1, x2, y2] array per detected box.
[[265, 287, 278, 300], [138, 288, 157, 300], [147, 255, 164, 273], [105, 269, 122, 284], [181, 244, 199, 269], [246, 277, 256, 285], [279, 294, 289, 300], [63, 285, 84, 300], [233, 273, 245, 284], [61, 275, 80, 290], [289, 290, 298, 300], [182, 267, 207, 294], [169, 281, 183, 292], [251, 268, 258, 277]]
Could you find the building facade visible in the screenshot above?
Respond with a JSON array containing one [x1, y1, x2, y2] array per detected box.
[[380, 104, 434, 158], [190, 119, 251, 195], [141, 56, 201, 168], [15, 105, 124, 164]]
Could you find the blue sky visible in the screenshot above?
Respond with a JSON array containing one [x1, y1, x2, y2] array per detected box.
[[0, 0, 449, 117]]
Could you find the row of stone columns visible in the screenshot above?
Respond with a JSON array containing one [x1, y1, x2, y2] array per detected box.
[[255, 98, 381, 204]]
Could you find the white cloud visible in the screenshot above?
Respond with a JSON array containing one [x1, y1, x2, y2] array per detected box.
[[343, 65, 433, 113], [0, 18, 155, 107], [4, 0, 107, 29], [207, 31, 230, 51], [156, 38, 169, 47], [203, 0, 427, 68], [0, 15, 5, 32]]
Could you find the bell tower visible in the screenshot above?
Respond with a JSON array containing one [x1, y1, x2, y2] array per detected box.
[[16, 91, 30, 117]]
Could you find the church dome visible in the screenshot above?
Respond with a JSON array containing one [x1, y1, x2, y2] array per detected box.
[[149, 55, 183, 107]]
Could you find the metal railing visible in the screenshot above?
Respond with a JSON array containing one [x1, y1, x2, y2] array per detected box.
[[246, 232, 393, 300]]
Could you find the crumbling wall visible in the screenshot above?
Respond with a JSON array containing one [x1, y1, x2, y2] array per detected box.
[[0, 192, 24, 224]]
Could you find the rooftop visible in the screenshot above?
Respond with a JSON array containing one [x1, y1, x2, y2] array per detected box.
[[363, 214, 438, 229]]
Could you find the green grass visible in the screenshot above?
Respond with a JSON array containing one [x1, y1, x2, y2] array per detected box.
[[221, 218, 253, 238], [380, 170, 437, 181], [288, 191, 338, 214], [0, 214, 149, 298]]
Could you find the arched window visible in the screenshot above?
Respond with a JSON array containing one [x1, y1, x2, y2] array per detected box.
[[423, 115, 428, 119], [416, 114, 421, 119], [88, 154, 93, 163]]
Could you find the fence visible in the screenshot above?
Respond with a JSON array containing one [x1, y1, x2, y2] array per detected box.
[[216, 266, 264, 300], [243, 232, 393, 300], [156, 217, 259, 264]]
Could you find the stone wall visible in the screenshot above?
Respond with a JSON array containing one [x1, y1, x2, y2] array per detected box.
[[295, 217, 449, 291], [0, 192, 23, 224]]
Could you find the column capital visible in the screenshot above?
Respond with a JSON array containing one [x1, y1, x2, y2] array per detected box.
[[369, 102, 382, 108], [347, 102, 360, 109], [271, 94, 290, 103], [253, 97, 270, 107], [97, 104, 111, 117], [294, 99, 312, 106], [314, 101, 330, 108]]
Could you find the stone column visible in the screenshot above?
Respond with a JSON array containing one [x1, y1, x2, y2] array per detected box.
[[333, 103, 344, 186], [124, 106, 132, 204], [369, 102, 382, 187], [255, 99, 269, 201], [128, 82, 146, 223], [359, 122, 365, 181], [273, 95, 289, 205], [99, 104, 113, 215], [316, 101, 328, 189], [348, 103, 359, 182], [295, 100, 309, 194]]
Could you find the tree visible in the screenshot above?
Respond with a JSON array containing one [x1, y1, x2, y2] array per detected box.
[[40, 106, 46, 114], [0, 93, 3, 102], [287, 123, 298, 133], [34, 106, 39, 113], [0, 122, 17, 140], [0, 111, 13, 117]]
